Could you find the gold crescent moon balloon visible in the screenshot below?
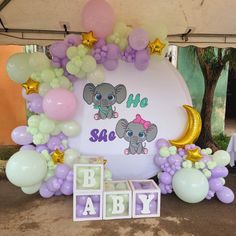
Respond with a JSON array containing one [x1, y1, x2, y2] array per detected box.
[[169, 105, 202, 148]]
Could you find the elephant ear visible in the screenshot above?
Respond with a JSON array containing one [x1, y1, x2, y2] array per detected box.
[[146, 124, 158, 142], [116, 119, 128, 138], [115, 84, 127, 104], [83, 83, 96, 105]]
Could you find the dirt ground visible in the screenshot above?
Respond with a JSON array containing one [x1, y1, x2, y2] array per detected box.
[[0, 173, 236, 236]]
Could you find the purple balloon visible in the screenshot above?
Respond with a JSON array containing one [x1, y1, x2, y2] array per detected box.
[[159, 172, 172, 185], [20, 144, 35, 151], [76, 205, 85, 218], [209, 178, 223, 192], [61, 57, 69, 68], [57, 132, 67, 140], [129, 28, 149, 50], [107, 44, 120, 60], [46, 176, 61, 192], [93, 202, 100, 217], [201, 155, 212, 163], [49, 42, 68, 58], [55, 190, 63, 196], [60, 180, 73, 195], [132, 182, 142, 190], [216, 186, 235, 204], [47, 136, 62, 151], [39, 183, 54, 198], [156, 138, 170, 149], [30, 96, 43, 113], [154, 155, 167, 167], [94, 38, 106, 48], [135, 203, 143, 215], [103, 59, 118, 71], [134, 50, 150, 70], [11, 126, 33, 145], [35, 144, 49, 153], [51, 61, 61, 68], [149, 200, 157, 214], [211, 167, 229, 178], [66, 171, 73, 182], [55, 164, 71, 179], [22, 89, 40, 101], [91, 195, 101, 203], [77, 195, 88, 205], [168, 154, 182, 165], [159, 183, 168, 194], [64, 34, 82, 46]]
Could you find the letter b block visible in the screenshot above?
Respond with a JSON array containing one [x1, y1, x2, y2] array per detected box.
[[129, 180, 160, 218], [74, 164, 104, 191], [103, 181, 132, 220]]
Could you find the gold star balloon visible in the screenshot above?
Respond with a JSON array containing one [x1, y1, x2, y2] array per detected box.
[[186, 148, 203, 163], [22, 78, 40, 94], [82, 31, 97, 48], [148, 38, 166, 55], [51, 149, 64, 164]]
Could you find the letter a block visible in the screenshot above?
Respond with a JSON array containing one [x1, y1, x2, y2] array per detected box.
[[103, 181, 132, 220], [73, 163, 104, 221], [74, 192, 103, 221], [129, 180, 161, 218]]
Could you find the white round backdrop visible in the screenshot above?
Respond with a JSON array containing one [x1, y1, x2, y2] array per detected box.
[[69, 59, 192, 180]]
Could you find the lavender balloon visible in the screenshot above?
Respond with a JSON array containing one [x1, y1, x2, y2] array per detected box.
[[129, 28, 149, 50], [103, 59, 118, 71], [156, 138, 170, 149], [159, 172, 172, 185], [20, 144, 35, 151], [209, 178, 223, 192], [211, 166, 229, 178], [134, 50, 150, 70], [154, 155, 167, 166], [107, 44, 120, 60], [47, 136, 62, 151], [11, 126, 33, 145], [29, 96, 43, 113], [46, 176, 61, 192], [216, 186, 235, 204], [39, 183, 54, 198], [60, 180, 73, 195], [55, 164, 71, 179], [35, 144, 49, 153]]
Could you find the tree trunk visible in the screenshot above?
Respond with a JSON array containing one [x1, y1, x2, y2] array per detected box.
[[196, 77, 219, 152], [195, 48, 224, 152]]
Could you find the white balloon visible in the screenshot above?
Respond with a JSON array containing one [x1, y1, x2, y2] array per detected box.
[[29, 52, 51, 71], [6, 150, 47, 187], [21, 182, 42, 194], [172, 168, 209, 203], [212, 150, 230, 167], [64, 148, 79, 167]]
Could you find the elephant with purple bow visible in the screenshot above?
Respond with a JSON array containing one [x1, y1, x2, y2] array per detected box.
[[116, 114, 158, 155]]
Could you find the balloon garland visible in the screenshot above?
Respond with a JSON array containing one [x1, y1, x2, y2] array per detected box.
[[5, 0, 234, 204]]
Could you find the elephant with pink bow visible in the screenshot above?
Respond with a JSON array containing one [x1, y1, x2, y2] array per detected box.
[[115, 114, 158, 155]]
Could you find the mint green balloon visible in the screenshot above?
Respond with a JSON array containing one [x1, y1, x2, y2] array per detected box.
[[81, 55, 97, 73], [39, 119, 55, 134], [60, 121, 80, 137], [29, 52, 50, 72], [66, 46, 78, 59], [172, 168, 209, 203], [66, 61, 80, 75], [41, 69, 55, 82], [7, 53, 33, 83]]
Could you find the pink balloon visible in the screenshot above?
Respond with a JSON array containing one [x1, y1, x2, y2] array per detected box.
[[43, 88, 77, 121], [129, 28, 149, 50], [81, 0, 116, 38]]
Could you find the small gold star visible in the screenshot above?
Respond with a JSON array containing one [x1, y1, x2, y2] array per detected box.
[[82, 31, 97, 48], [186, 148, 203, 163], [22, 78, 40, 94], [95, 157, 107, 165], [51, 149, 64, 164], [148, 38, 166, 55]]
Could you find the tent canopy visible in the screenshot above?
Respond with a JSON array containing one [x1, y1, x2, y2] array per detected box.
[[1, 0, 236, 47]]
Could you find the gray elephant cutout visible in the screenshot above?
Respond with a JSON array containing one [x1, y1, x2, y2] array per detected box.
[[115, 114, 158, 155], [83, 83, 127, 120]]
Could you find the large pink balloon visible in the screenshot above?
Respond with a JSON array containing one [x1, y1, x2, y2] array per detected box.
[[43, 88, 77, 121], [81, 0, 116, 38]]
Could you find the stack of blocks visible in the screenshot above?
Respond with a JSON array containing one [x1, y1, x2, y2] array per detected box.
[[73, 162, 160, 221]]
